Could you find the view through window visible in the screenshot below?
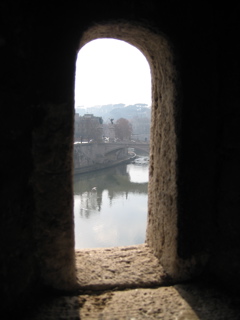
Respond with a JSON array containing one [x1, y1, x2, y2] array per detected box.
[[74, 39, 151, 249]]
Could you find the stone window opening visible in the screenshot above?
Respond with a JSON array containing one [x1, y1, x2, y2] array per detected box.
[[32, 21, 201, 294], [73, 22, 181, 291]]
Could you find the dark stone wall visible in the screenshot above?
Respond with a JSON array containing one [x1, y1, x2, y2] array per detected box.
[[207, 27, 240, 285], [175, 9, 240, 287], [1, 0, 240, 314]]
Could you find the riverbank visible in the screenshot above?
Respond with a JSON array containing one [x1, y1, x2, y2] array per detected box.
[[74, 153, 136, 175]]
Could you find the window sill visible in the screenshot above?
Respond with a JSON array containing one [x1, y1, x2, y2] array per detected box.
[[75, 244, 169, 291]]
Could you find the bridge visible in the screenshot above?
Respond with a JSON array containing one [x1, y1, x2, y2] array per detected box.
[[121, 142, 150, 154], [74, 141, 149, 174]]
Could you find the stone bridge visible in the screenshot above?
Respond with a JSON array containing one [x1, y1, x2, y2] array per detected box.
[[123, 142, 150, 154], [74, 142, 149, 173]]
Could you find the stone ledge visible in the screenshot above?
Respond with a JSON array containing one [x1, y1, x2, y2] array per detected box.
[[25, 283, 240, 320], [75, 244, 169, 290]]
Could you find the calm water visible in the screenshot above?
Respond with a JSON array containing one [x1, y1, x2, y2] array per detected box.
[[74, 157, 149, 249]]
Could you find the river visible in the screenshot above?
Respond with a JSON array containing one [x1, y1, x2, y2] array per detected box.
[[74, 156, 149, 249]]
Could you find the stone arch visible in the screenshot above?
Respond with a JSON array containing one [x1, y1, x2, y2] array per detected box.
[[77, 22, 190, 280]]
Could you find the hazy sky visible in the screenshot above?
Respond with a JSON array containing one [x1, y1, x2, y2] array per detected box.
[[74, 39, 151, 108]]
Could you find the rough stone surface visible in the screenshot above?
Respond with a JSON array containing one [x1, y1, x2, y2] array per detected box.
[[32, 102, 76, 291], [76, 244, 169, 290], [25, 282, 240, 320]]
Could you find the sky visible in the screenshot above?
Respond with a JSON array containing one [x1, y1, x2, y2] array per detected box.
[[74, 38, 152, 108]]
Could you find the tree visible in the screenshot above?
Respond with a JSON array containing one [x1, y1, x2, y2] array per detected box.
[[115, 118, 133, 141], [75, 115, 103, 142]]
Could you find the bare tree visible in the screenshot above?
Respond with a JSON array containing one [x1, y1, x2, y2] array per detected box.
[[115, 118, 132, 140]]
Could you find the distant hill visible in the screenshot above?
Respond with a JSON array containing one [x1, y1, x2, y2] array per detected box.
[[75, 103, 151, 122]]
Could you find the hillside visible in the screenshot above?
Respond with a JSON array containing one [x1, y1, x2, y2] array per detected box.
[[75, 103, 151, 122]]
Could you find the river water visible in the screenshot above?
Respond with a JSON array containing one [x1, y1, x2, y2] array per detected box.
[[74, 156, 149, 249]]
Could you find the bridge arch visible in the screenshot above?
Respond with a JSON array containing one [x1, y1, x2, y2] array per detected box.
[[127, 144, 150, 155]]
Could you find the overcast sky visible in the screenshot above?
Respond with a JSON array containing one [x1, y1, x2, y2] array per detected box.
[[74, 38, 151, 108]]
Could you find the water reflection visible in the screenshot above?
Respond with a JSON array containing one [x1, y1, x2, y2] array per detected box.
[[74, 159, 148, 249]]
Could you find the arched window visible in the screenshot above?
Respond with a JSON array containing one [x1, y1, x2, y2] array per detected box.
[[73, 23, 185, 282], [33, 21, 199, 292], [73, 38, 151, 249]]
